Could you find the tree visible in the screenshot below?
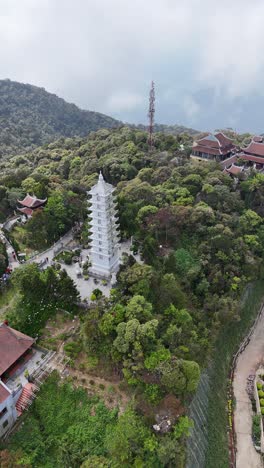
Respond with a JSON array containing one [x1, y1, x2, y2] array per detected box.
[[105, 408, 153, 466], [125, 295, 153, 322], [156, 435, 185, 468], [160, 359, 200, 396], [174, 416, 194, 440], [156, 273, 186, 311]]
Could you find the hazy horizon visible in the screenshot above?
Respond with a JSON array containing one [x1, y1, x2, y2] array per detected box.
[[1, 0, 264, 133]]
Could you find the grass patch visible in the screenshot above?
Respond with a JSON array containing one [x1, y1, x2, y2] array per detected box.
[[0, 286, 18, 320], [205, 281, 264, 468]]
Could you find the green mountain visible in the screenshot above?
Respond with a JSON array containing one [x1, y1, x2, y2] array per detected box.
[[135, 123, 199, 136], [0, 79, 121, 158]]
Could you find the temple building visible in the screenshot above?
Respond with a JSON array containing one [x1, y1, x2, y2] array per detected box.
[[191, 132, 237, 163], [17, 194, 47, 218], [88, 172, 120, 278], [0, 322, 51, 439], [236, 139, 264, 171]]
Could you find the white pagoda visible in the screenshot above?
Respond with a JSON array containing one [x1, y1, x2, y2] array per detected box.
[[88, 172, 120, 278]]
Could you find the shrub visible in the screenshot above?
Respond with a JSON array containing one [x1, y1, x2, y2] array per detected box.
[[90, 293, 96, 301], [144, 384, 163, 404], [258, 390, 264, 398], [92, 288, 103, 299], [64, 341, 82, 358], [261, 408, 264, 415], [99, 383, 105, 390], [253, 414, 261, 441], [257, 382, 263, 390], [86, 356, 99, 371], [260, 399, 264, 407], [108, 385, 115, 394]]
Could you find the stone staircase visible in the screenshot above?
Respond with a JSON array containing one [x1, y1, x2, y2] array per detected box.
[[15, 383, 37, 416]]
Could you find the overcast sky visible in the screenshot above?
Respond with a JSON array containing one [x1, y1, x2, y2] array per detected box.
[[1, 0, 264, 132]]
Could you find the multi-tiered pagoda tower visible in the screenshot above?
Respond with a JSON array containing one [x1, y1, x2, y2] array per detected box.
[[88, 172, 120, 278]]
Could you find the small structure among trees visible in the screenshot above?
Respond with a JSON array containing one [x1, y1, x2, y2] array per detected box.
[[191, 132, 237, 163], [17, 194, 47, 218]]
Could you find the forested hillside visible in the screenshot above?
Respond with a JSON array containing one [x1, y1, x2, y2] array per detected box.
[[0, 79, 121, 158], [0, 126, 263, 467]]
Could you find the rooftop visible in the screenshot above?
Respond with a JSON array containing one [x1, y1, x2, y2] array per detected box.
[[17, 194, 47, 209], [0, 323, 34, 377], [238, 153, 264, 165], [244, 141, 264, 158]]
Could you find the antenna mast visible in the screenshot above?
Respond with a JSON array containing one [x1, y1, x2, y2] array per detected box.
[[148, 81, 155, 151]]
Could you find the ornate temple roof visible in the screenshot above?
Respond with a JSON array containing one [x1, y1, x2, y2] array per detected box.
[[17, 194, 47, 209], [243, 141, 264, 157]]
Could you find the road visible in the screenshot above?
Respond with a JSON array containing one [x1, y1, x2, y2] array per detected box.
[[233, 305, 264, 468]]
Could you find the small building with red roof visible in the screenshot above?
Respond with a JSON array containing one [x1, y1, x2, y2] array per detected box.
[[0, 322, 51, 438], [236, 138, 264, 171], [191, 132, 237, 163], [17, 194, 47, 218]]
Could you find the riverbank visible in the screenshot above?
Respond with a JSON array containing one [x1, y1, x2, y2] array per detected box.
[[205, 281, 264, 468]]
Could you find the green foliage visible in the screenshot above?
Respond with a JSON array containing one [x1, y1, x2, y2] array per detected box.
[[0, 79, 120, 158], [7, 264, 79, 336], [0, 241, 8, 275], [174, 416, 194, 439], [257, 382, 263, 390], [64, 341, 82, 358], [9, 373, 118, 467], [252, 414, 261, 441], [105, 408, 157, 466]]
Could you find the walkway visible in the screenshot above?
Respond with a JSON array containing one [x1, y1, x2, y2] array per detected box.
[[233, 305, 264, 468]]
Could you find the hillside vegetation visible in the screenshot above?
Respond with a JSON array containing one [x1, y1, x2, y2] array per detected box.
[[0, 126, 263, 467], [0, 79, 121, 158]]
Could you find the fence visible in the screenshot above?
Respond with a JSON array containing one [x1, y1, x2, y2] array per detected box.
[[228, 299, 264, 467]]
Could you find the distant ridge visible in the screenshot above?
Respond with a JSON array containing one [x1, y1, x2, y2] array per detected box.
[[0, 79, 121, 158]]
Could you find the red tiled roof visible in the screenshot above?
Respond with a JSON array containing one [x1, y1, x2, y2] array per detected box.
[[238, 153, 264, 165], [197, 137, 220, 149], [253, 136, 263, 143], [243, 141, 264, 157], [226, 165, 243, 175], [192, 144, 222, 156], [0, 323, 34, 376], [215, 132, 234, 147], [0, 381, 10, 403], [17, 194, 47, 209], [17, 207, 33, 216], [220, 155, 238, 169]]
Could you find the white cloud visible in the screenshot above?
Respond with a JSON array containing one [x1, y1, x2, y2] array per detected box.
[[182, 95, 200, 121], [106, 91, 144, 113], [1, 0, 264, 129]]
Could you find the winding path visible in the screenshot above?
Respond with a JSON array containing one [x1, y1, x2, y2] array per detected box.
[[233, 305, 264, 468]]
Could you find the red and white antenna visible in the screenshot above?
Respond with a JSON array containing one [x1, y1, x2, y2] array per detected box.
[[148, 81, 155, 151]]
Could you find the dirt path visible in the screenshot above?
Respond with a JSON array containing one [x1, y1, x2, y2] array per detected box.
[[233, 305, 264, 468]]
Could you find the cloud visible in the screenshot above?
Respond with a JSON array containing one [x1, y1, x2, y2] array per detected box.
[[106, 91, 144, 114], [1, 0, 264, 130]]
